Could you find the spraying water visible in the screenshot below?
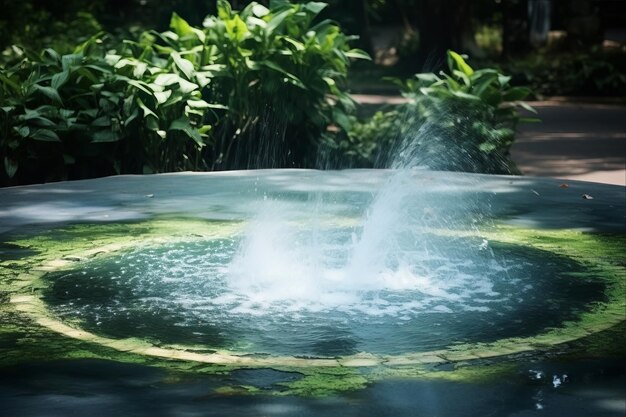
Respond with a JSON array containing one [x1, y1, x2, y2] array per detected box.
[[225, 122, 499, 315], [42, 170, 605, 355]]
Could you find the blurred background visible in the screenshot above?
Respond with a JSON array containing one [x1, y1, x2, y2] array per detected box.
[[2, 0, 625, 97], [1, 0, 624, 186]]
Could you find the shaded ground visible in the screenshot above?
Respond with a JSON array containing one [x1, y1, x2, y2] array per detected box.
[[513, 101, 626, 186], [1, 358, 624, 417]]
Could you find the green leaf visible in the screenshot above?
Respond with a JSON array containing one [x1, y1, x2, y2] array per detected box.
[[133, 62, 148, 78], [14, 126, 30, 137], [31, 129, 60, 142], [332, 108, 352, 131], [51, 70, 70, 90], [282, 36, 305, 51], [122, 78, 154, 95], [452, 70, 471, 87], [153, 73, 180, 86], [260, 60, 306, 89], [270, 0, 291, 10], [91, 116, 111, 127], [92, 130, 121, 142], [154, 90, 172, 104], [479, 142, 498, 153], [153, 73, 198, 93], [497, 74, 512, 86], [22, 114, 56, 127], [415, 73, 440, 83], [471, 73, 498, 98], [447, 50, 474, 76], [170, 12, 193, 37], [217, 0, 232, 20], [124, 109, 140, 127], [344, 49, 371, 60], [61, 54, 83, 71], [451, 91, 480, 100], [137, 98, 160, 130], [171, 52, 195, 80], [304, 2, 327, 16], [43, 48, 61, 64], [519, 101, 537, 114], [33, 85, 63, 105], [502, 87, 531, 102], [267, 8, 293, 32], [251, 3, 270, 17], [225, 14, 249, 42], [0, 73, 21, 93], [169, 118, 204, 147], [4, 157, 18, 178]]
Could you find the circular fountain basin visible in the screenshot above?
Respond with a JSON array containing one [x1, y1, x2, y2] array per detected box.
[[1, 170, 625, 369], [43, 229, 604, 357]]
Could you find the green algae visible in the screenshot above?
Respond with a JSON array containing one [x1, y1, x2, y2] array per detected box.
[[273, 367, 369, 397], [1, 219, 625, 396]]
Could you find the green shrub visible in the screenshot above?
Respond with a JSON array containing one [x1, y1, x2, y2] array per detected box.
[[0, 0, 368, 185], [335, 51, 535, 174], [0, 35, 215, 183]]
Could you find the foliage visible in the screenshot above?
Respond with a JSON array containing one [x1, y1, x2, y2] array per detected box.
[[335, 51, 534, 173], [506, 48, 626, 98], [195, 0, 367, 168], [0, 36, 215, 183], [0, 0, 368, 185], [0, 1, 105, 58]]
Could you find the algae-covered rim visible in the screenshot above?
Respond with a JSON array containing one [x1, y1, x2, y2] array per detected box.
[[5, 219, 626, 369]]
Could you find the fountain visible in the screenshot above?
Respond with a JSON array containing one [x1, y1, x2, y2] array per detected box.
[[0, 169, 624, 413]]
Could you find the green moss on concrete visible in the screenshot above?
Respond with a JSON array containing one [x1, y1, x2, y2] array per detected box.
[[273, 367, 369, 397], [1, 220, 624, 396]]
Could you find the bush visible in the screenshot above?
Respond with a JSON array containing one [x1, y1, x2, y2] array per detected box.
[[333, 51, 535, 174], [0, 0, 368, 185]]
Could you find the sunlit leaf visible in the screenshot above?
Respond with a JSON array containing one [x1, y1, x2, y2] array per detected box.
[[169, 117, 204, 147], [170, 12, 193, 37], [217, 0, 232, 20], [344, 49, 371, 60], [304, 2, 327, 16], [447, 50, 474, 76], [252, 3, 270, 17], [225, 14, 249, 42]]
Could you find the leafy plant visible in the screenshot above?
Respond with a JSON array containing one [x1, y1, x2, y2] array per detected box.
[[199, 0, 368, 168], [0, 34, 216, 184], [1, 0, 369, 185], [335, 50, 535, 173]]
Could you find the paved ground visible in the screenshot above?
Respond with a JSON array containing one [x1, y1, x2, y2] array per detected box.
[[513, 100, 626, 186], [353, 95, 626, 186]]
